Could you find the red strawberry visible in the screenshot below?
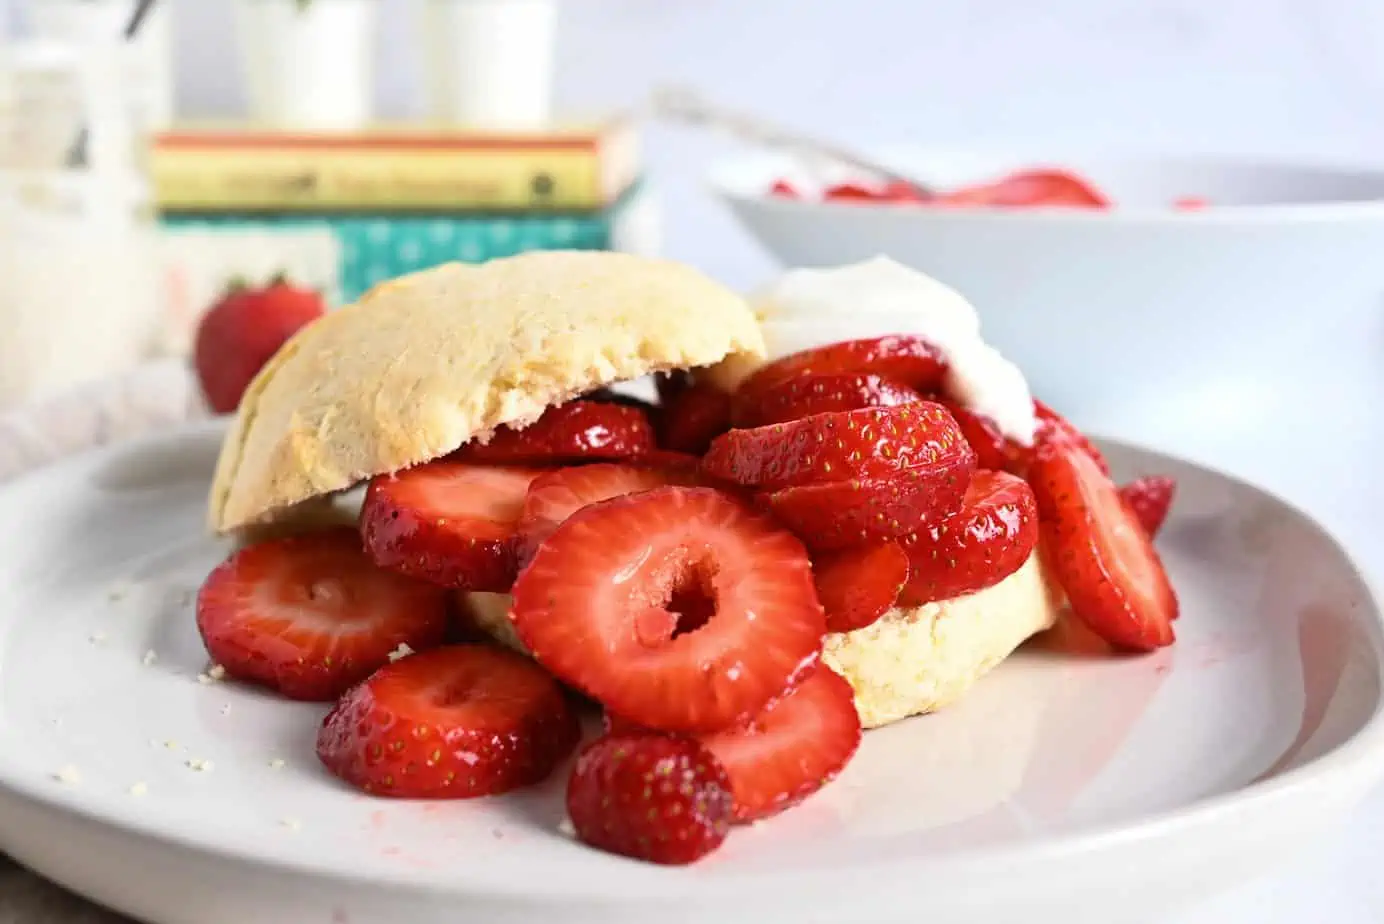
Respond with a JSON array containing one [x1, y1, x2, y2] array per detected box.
[[566, 733, 734, 865], [879, 180, 931, 203], [510, 486, 825, 733], [1118, 475, 1176, 539], [1028, 442, 1178, 651], [737, 336, 948, 406], [196, 528, 449, 701], [936, 399, 1026, 473], [360, 462, 544, 592], [316, 645, 580, 798], [813, 543, 910, 633], [1034, 400, 1110, 475], [768, 180, 801, 199], [703, 403, 971, 490], [732, 373, 922, 428], [193, 277, 326, 414], [629, 449, 703, 471], [824, 182, 883, 202], [935, 397, 1108, 477], [764, 462, 974, 551], [516, 463, 701, 561], [898, 470, 1039, 606], [937, 169, 1108, 208], [658, 381, 733, 455], [701, 665, 861, 822], [459, 401, 654, 464], [580, 387, 660, 416]]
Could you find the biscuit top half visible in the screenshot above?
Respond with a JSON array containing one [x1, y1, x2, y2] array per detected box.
[[208, 250, 765, 533]]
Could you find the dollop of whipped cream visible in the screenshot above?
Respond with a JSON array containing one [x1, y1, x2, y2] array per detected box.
[[751, 256, 1038, 445]]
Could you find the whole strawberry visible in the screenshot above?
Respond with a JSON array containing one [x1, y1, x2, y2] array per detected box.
[[193, 275, 326, 413]]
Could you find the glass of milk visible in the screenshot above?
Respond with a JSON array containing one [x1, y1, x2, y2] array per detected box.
[[234, 0, 378, 130], [419, 0, 558, 129]]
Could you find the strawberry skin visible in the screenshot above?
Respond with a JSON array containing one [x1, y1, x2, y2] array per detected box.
[[732, 373, 922, 428], [898, 469, 1039, 606], [516, 463, 700, 562], [1119, 475, 1176, 538], [360, 462, 544, 592], [813, 543, 910, 633], [460, 401, 655, 464], [658, 381, 733, 455], [510, 486, 825, 733], [701, 665, 861, 822], [1029, 443, 1178, 651], [1033, 400, 1110, 476], [317, 645, 580, 798], [763, 459, 975, 551], [193, 279, 325, 414], [933, 397, 1108, 478], [196, 528, 450, 701], [566, 733, 734, 865], [703, 403, 971, 490], [735, 335, 947, 404]]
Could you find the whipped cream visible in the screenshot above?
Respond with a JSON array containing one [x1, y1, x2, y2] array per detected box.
[[750, 256, 1038, 446]]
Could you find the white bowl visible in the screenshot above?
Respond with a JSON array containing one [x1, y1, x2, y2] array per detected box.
[[710, 150, 1384, 442]]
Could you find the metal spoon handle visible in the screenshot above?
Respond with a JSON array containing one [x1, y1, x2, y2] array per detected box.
[[649, 85, 932, 195], [64, 0, 160, 167]]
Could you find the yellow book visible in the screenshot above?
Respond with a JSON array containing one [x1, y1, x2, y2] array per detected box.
[[150, 120, 641, 213]]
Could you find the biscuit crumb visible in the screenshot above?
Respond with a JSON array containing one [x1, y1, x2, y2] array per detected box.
[[88, 631, 107, 645], [163, 739, 180, 751], [186, 758, 214, 773], [197, 663, 227, 685], [52, 765, 82, 785], [128, 782, 148, 797], [268, 758, 286, 770], [557, 819, 575, 837]]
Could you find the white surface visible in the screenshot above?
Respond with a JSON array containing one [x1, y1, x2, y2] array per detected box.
[[419, 0, 556, 129], [233, 0, 376, 130], [0, 424, 1380, 924]]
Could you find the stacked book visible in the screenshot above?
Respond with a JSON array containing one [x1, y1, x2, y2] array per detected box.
[[152, 119, 649, 308]]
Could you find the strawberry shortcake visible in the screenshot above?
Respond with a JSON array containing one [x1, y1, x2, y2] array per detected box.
[[196, 250, 1178, 866]]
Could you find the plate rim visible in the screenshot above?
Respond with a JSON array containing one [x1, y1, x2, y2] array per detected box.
[[0, 421, 1382, 902]]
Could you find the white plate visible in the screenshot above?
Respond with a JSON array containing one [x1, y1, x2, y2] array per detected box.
[[0, 424, 1381, 924]]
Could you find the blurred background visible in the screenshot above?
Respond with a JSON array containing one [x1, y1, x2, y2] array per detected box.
[[3, 0, 1383, 488]]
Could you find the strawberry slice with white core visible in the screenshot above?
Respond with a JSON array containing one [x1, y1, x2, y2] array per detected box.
[[701, 665, 862, 822], [516, 463, 700, 563], [196, 528, 450, 701], [360, 462, 545, 592], [1028, 442, 1178, 651], [510, 486, 826, 733]]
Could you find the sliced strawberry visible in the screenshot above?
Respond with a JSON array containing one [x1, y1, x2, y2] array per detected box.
[[580, 387, 660, 416], [732, 373, 922, 428], [196, 528, 449, 701], [1028, 442, 1178, 651], [1118, 475, 1176, 539], [459, 400, 655, 464], [658, 381, 732, 455], [824, 182, 883, 202], [629, 449, 703, 471], [516, 463, 700, 562], [703, 403, 970, 490], [936, 399, 1027, 473], [736, 335, 947, 403], [764, 462, 974, 551], [566, 733, 734, 865], [701, 665, 861, 822], [360, 461, 544, 592], [1034, 400, 1110, 476], [813, 543, 909, 633], [898, 470, 1039, 606], [510, 486, 825, 733], [768, 180, 801, 199], [316, 645, 580, 798], [937, 169, 1109, 208]]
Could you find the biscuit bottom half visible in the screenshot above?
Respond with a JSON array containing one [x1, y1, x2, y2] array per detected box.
[[463, 547, 1064, 731]]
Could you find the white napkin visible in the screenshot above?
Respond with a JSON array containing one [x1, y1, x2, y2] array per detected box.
[[0, 359, 209, 482]]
